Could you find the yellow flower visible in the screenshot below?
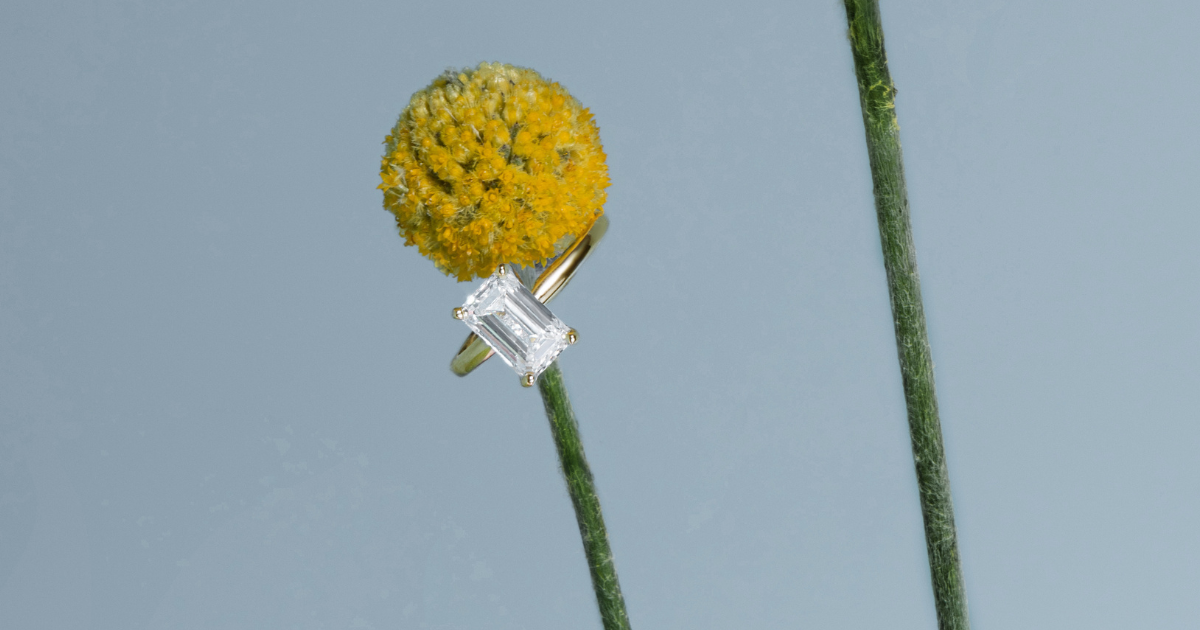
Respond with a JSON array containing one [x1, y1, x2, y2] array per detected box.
[[380, 62, 610, 281]]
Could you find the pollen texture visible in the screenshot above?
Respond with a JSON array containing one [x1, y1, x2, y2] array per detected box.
[[380, 62, 610, 281]]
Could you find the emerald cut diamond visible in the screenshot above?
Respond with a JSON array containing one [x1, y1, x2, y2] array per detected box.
[[459, 268, 572, 380]]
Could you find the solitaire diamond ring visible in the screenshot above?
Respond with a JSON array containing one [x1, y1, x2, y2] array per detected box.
[[450, 215, 608, 384]]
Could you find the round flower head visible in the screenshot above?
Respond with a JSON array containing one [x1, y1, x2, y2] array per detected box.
[[380, 62, 610, 281]]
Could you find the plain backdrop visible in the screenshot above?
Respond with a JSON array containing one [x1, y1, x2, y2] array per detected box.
[[2, 0, 1198, 628]]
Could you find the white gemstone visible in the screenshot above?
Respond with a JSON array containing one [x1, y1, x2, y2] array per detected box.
[[459, 270, 572, 378]]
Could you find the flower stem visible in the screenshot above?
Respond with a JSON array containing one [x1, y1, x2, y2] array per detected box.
[[537, 361, 631, 630], [841, 2, 971, 629]]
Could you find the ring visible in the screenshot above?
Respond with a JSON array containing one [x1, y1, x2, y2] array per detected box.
[[450, 215, 609, 376]]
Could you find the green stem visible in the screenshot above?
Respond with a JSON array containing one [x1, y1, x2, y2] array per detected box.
[[842, 2, 971, 629], [537, 361, 631, 630]]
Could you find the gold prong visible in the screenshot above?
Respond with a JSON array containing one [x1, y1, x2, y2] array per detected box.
[[521, 373, 536, 387], [566, 329, 578, 345], [452, 307, 466, 320], [496, 264, 507, 276]]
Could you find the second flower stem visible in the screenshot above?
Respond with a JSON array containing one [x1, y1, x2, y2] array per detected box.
[[537, 361, 631, 630], [842, 1, 971, 628]]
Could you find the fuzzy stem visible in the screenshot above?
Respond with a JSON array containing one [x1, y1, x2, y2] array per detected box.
[[537, 361, 631, 630], [842, 2, 971, 628]]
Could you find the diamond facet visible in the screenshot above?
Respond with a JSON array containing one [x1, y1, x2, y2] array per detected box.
[[459, 269, 572, 379]]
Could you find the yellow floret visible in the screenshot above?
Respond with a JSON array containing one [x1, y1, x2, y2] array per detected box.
[[380, 62, 610, 281]]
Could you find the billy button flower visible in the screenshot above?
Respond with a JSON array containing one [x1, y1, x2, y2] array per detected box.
[[379, 63, 631, 630], [379, 62, 610, 281]]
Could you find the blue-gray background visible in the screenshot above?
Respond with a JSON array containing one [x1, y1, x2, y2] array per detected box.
[[2, 0, 1197, 628]]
